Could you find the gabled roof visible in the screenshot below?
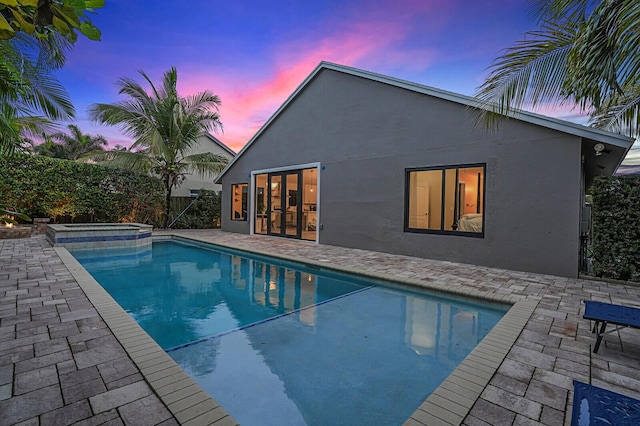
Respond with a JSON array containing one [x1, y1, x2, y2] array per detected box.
[[216, 61, 634, 182], [200, 132, 236, 157]]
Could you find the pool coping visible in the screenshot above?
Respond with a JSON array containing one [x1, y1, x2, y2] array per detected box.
[[47, 223, 153, 250], [54, 247, 237, 426], [56, 235, 540, 426]]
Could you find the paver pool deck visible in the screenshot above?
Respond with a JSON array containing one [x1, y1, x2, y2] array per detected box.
[[1, 230, 639, 425]]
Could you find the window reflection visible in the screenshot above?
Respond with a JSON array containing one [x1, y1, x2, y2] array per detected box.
[[404, 294, 480, 361], [248, 261, 317, 326], [404, 297, 440, 355]]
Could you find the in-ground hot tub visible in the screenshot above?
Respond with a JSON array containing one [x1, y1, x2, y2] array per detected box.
[[46, 223, 152, 250]]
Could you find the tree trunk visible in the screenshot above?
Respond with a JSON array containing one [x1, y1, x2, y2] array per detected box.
[[162, 184, 172, 228]]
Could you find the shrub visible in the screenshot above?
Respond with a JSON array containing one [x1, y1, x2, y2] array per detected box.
[[590, 175, 640, 281], [170, 190, 221, 229], [0, 154, 164, 225]]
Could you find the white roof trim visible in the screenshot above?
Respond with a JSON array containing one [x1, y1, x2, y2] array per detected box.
[[200, 132, 236, 156], [251, 162, 321, 175], [216, 61, 634, 182], [321, 62, 634, 147]]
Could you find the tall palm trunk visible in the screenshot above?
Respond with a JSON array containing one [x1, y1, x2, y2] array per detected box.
[[162, 178, 173, 228]]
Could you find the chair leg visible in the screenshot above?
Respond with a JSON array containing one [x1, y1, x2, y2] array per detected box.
[[593, 321, 607, 353]]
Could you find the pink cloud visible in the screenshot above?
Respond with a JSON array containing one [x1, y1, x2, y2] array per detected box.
[[79, 0, 457, 153], [524, 103, 591, 125], [175, 2, 450, 152], [72, 119, 135, 148]]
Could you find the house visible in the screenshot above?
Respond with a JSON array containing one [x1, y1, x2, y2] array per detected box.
[[172, 133, 236, 197], [215, 62, 634, 277]]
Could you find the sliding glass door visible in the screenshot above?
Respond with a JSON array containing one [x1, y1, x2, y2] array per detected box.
[[269, 174, 284, 235], [267, 171, 300, 238], [254, 167, 317, 241]]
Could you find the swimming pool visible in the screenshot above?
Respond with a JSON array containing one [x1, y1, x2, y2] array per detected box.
[[71, 239, 507, 425]]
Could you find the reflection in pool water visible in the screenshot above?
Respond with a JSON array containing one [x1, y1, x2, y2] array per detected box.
[[72, 239, 507, 426]]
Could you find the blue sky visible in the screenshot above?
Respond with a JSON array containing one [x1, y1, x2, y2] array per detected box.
[[55, 0, 637, 165]]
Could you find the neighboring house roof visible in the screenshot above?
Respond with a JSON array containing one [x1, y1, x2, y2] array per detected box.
[[216, 61, 634, 182], [200, 132, 236, 157]]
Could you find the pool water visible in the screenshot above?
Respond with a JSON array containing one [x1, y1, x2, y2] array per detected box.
[[71, 239, 507, 426]]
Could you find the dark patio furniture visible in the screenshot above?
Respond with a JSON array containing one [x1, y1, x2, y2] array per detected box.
[[572, 380, 640, 425], [583, 300, 640, 353]]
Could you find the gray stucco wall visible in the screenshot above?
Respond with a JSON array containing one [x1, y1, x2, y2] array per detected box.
[[221, 69, 583, 277]]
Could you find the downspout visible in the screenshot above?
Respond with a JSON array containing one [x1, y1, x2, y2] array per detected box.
[[579, 151, 590, 274]]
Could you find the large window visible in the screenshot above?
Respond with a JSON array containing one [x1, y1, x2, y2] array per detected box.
[[405, 164, 485, 236], [231, 183, 248, 221]]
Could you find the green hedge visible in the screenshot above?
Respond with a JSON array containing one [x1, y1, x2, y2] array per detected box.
[[591, 175, 640, 281], [0, 154, 164, 225]]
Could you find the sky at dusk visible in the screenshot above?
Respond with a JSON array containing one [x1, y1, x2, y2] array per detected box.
[[54, 0, 638, 165]]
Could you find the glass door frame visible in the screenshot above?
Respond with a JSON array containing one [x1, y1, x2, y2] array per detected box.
[[267, 170, 302, 238], [250, 162, 321, 242]]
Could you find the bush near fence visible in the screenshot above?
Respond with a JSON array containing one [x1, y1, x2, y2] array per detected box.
[[170, 190, 221, 229], [0, 154, 164, 225], [591, 175, 640, 281]]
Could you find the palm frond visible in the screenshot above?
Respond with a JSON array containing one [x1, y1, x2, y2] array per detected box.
[[116, 76, 153, 104], [474, 19, 579, 128], [0, 104, 23, 156], [182, 92, 223, 135], [480, 0, 640, 140], [88, 102, 155, 142], [0, 98, 58, 156], [10, 32, 71, 71], [182, 91, 222, 114], [160, 67, 178, 101], [182, 152, 229, 177], [528, 0, 592, 22], [562, 0, 640, 110], [590, 84, 640, 138], [603, 1, 640, 89], [0, 37, 74, 121], [85, 150, 154, 174], [46, 124, 108, 160]]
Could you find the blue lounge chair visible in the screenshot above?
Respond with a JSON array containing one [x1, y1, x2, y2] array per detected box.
[[583, 300, 640, 353], [572, 380, 640, 425]]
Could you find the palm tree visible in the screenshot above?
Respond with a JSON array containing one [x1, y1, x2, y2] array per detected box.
[[32, 134, 64, 158], [0, 33, 75, 156], [44, 124, 107, 159], [475, 0, 640, 139], [0, 0, 106, 156], [88, 67, 228, 228]]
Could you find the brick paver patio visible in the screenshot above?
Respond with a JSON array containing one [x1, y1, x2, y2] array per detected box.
[[0, 236, 178, 425], [1, 230, 639, 425]]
